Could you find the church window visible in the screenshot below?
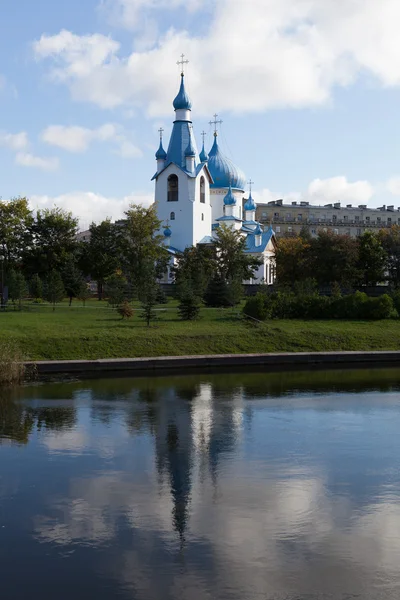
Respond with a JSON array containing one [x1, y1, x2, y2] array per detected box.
[[167, 174, 179, 202], [200, 176, 205, 203], [201, 213, 204, 221], [170, 212, 175, 221]]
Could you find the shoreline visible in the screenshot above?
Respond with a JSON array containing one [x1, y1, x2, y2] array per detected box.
[[25, 350, 400, 381]]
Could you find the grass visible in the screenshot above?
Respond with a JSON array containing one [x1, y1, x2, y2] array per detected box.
[[2, 298, 400, 361], [0, 340, 25, 384]]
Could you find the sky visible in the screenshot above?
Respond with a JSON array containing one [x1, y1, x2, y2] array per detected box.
[[2, 0, 400, 228]]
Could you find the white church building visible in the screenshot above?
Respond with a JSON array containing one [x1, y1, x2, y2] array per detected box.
[[152, 65, 276, 285]]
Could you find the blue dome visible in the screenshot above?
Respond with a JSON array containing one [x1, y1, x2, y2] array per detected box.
[[155, 140, 167, 160], [223, 185, 236, 206], [199, 142, 208, 163], [207, 137, 246, 190], [164, 226, 172, 238], [244, 192, 256, 211], [254, 223, 263, 235], [184, 131, 196, 157], [173, 74, 192, 111]]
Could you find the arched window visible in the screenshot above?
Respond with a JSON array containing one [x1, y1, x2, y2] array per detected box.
[[170, 212, 175, 221], [201, 213, 204, 221], [168, 174, 179, 202], [200, 176, 205, 203]]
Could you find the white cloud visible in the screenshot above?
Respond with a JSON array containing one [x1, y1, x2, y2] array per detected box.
[[255, 176, 375, 207], [15, 152, 59, 171], [33, 0, 400, 116], [0, 131, 29, 151], [386, 177, 400, 196], [29, 190, 153, 226], [41, 123, 142, 158]]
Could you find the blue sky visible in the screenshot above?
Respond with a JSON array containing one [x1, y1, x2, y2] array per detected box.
[[2, 0, 400, 227]]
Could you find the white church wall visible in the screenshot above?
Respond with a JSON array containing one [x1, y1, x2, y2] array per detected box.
[[210, 188, 245, 223], [192, 171, 212, 245]]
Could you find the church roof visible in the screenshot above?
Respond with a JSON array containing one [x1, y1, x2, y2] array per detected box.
[[184, 130, 196, 157], [199, 142, 208, 163], [173, 74, 192, 110], [207, 136, 246, 191], [245, 227, 275, 254], [155, 139, 167, 160], [244, 192, 256, 211], [215, 215, 243, 222], [223, 184, 236, 206], [198, 235, 214, 244]]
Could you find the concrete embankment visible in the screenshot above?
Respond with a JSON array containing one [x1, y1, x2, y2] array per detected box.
[[25, 351, 400, 380]]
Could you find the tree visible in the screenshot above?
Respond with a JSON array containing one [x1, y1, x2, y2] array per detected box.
[[0, 197, 33, 269], [122, 204, 168, 295], [310, 231, 360, 287], [105, 272, 129, 307], [44, 270, 65, 311], [379, 226, 400, 288], [203, 274, 232, 307], [177, 279, 201, 320], [7, 269, 28, 310], [214, 225, 261, 282], [358, 231, 387, 286], [140, 266, 159, 326], [29, 274, 43, 300], [82, 220, 122, 300], [77, 282, 91, 306], [275, 237, 311, 287], [24, 207, 79, 277], [62, 259, 85, 306], [174, 245, 215, 297]]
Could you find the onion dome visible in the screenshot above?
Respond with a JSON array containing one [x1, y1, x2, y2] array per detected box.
[[223, 184, 236, 206], [244, 192, 256, 211], [199, 142, 208, 162], [155, 139, 167, 160], [207, 136, 246, 190], [173, 74, 192, 111], [164, 226, 172, 238], [254, 223, 263, 235], [184, 130, 196, 157]]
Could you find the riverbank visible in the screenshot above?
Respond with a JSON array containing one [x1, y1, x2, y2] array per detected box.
[[3, 302, 400, 360]]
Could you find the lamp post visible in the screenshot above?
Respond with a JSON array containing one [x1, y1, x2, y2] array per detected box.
[[0, 255, 4, 310]]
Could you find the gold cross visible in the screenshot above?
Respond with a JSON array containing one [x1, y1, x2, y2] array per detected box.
[[209, 113, 223, 136]]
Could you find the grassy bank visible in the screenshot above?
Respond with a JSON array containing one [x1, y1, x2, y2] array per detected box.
[[2, 300, 400, 360]]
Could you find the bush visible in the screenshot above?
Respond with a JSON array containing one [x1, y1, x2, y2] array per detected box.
[[0, 341, 24, 385], [362, 294, 393, 320], [243, 294, 269, 321], [156, 286, 168, 304], [203, 275, 231, 308], [117, 301, 134, 319]]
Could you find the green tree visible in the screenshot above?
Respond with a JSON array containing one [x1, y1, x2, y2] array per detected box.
[[275, 236, 311, 287], [203, 273, 232, 307], [214, 225, 261, 282], [77, 282, 91, 306], [24, 207, 79, 277], [82, 220, 122, 300], [310, 231, 361, 287], [122, 204, 169, 295], [0, 197, 33, 269], [29, 274, 43, 300], [105, 272, 129, 307], [44, 270, 65, 311], [174, 245, 215, 297], [140, 266, 159, 326], [8, 269, 28, 310], [379, 226, 400, 288], [358, 231, 387, 286], [62, 259, 85, 306], [177, 279, 201, 320]]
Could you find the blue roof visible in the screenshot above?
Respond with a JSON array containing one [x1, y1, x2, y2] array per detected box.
[[199, 142, 208, 163], [198, 235, 214, 244], [173, 74, 192, 110], [164, 226, 172, 237], [223, 184, 236, 206], [215, 215, 242, 222], [165, 120, 198, 170], [207, 136, 246, 191], [244, 192, 256, 211], [242, 220, 258, 226], [167, 246, 183, 255], [212, 223, 219, 231], [155, 139, 167, 160], [254, 223, 263, 234], [245, 227, 275, 253]]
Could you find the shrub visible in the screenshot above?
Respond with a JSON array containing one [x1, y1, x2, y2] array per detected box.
[[362, 294, 393, 320], [156, 286, 168, 304], [203, 275, 231, 308], [117, 301, 134, 319], [243, 294, 269, 321], [0, 341, 24, 385], [392, 290, 400, 316]]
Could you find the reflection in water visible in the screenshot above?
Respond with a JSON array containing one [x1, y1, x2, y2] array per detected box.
[[1, 369, 400, 599]]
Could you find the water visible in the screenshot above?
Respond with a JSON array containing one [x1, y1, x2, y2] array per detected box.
[[1, 369, 400, 599]]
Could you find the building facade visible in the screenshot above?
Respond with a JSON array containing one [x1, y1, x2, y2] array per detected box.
[[256, 200, 400, 238]]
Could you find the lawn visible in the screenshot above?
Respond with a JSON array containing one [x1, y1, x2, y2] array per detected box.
[[2, 299, 400, 360]]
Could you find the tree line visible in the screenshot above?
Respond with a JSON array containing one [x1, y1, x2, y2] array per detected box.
[[0, 197, 261, 320], [275, 228, 400, 289]]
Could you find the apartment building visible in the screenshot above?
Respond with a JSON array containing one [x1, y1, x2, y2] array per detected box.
[[255, 200, 400, 238]]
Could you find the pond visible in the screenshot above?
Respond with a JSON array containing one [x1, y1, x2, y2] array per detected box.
[[1, 368, 400, 599]]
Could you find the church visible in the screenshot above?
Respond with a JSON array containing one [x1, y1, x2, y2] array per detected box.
[[152, 61, 276, 285]]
